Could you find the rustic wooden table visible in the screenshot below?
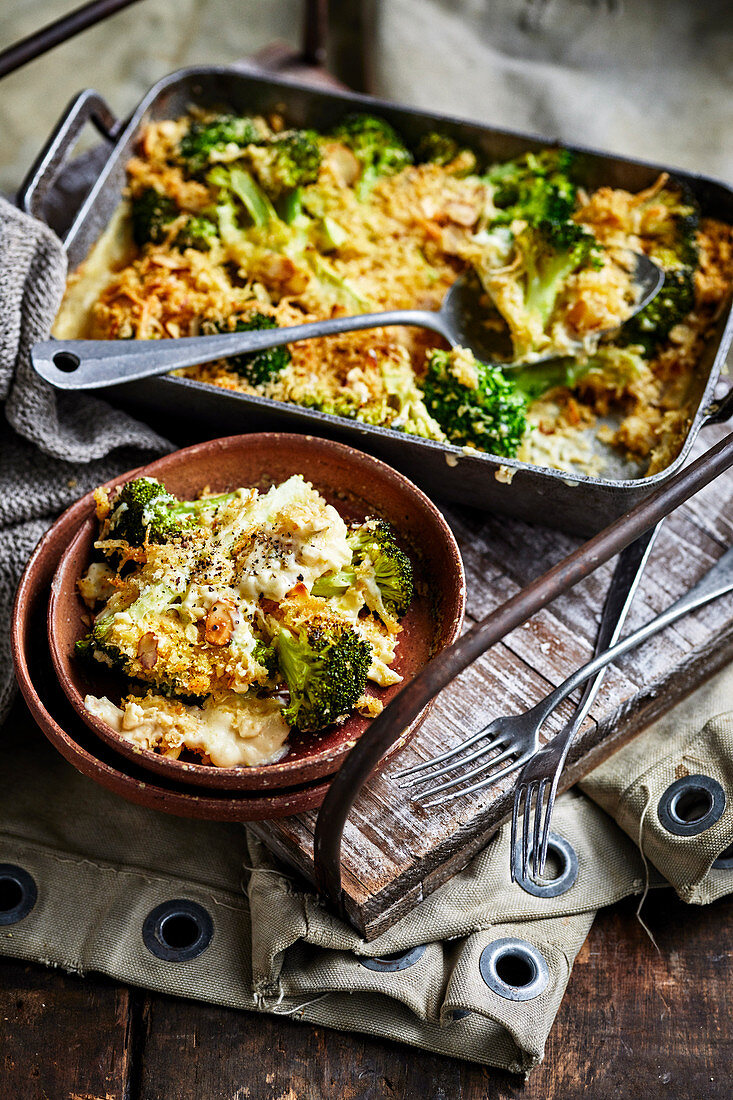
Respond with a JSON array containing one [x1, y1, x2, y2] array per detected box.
[[4, 41, 731, 1100], [1, 888, 729, 1098]]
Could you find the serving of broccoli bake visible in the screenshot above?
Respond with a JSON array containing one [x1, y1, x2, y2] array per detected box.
[[55, 110, 733, 477], [77, 474, 414, 767]]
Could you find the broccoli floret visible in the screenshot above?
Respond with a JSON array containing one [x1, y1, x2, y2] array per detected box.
[[618, 267, 695, 356], [105, 477, 242, 548], [275, 622, 371, 731], [131, 192, 219, 252], [253, 639, 278, 679], [312, 518, 414, 618], [476, 218, 603, 361], [349, 518, 414, 616], [485, 149, 578, 227], [299, 391, 401, 430], [74, 633, 96, 662], [202, 311, 291, 385], [332, 113, 413, 198], [106, 478, 193, 546], [415, 131, 460, 166], [296, 352, 445, 441], [76, 582, 182, 682], [421, 347, 528, 457], [377, 353, 446, 440], [130, 188, 179, 246], [618, 185, 699, 355], [245, 130, 322, 200], [518, 219, 603, 328], [511, 344, 646, 403], [178, 114, 263, 174], [414, 132, 477, 177], [95, 585, 177, 648], [174, 215, 218, 251]]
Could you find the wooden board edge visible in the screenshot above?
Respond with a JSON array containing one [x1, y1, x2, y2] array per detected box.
[[344, 624, 733, 938]]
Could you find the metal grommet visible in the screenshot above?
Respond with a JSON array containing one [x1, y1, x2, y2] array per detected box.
[[142, 899, 213, 962], [712, 841, 733, 870], [479, 938, 550, 1002], [0, 864, 37, 926], [657, 775, 727, 837], [359, 944, 427, 972], [516, 833, 579, 898]]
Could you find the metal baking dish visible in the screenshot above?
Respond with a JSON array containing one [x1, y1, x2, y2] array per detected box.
[[19, 65, 733, 535]]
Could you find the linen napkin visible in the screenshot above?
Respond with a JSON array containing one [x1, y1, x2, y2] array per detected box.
[[0, 167, 731, 1076], [0, 197, 170, 722]]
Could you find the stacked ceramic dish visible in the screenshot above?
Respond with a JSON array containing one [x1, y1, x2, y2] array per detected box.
[[12, 434, 465, 821]]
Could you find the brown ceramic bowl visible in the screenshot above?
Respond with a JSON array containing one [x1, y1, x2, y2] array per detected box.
[[11, 493, 332, 821], [46, 434, 466, 791]]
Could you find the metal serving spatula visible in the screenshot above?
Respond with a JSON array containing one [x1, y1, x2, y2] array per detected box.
[[32, 256, 662, 391]]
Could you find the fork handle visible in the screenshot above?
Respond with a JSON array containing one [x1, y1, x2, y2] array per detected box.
[[533, 544, 733, 725], [561, 523, 661, 735], [521, 525, 662, 879]]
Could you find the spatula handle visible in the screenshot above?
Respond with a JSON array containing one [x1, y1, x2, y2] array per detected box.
[[32, 308, 448, 390]]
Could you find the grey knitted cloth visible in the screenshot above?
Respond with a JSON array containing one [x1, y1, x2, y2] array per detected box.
[[0, 196, 170, 720]]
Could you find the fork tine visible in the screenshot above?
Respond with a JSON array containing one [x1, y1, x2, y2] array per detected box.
[[398, 731, 511, 790], [531, 777, 549, 880], [412, 744, 517, 799], [422, 754, 528, 808], [521, 782, 535, 882], [510, 784, 525, 883], [537, 775, 560, 877], [394, 721, 501, 780]]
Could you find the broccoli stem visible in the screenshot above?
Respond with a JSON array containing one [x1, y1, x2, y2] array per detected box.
[[511, 358, 594, 401], [311, 570, 354, 598], [209, 165, 279, 228], [525, 251, 584, 326], [280, 187, 303, 224], [230, 166, 279, 226]]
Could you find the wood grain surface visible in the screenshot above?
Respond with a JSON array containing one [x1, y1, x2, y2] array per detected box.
[[249, 423, 733, 938], [1, 889, 730, 1099]]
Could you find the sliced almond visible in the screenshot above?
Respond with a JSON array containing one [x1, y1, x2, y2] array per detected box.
[[260, 597, 281, 618], [323, 142, 361, 187], [256, 252, 309, 295], [205, 602, 235, 646], [137, 632, 159, 669], [444, 201, 478, 227]]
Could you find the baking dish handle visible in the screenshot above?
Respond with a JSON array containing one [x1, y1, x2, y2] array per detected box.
[[704, 384, 733, 425], [17, 88, 121, 225]]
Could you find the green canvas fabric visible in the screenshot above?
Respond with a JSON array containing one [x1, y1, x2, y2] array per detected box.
[[580, 664, 733, 904], [0, 697, 618, 1074], [2, 668, 731, 1074]]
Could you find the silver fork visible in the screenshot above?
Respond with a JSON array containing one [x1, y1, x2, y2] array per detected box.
[[398, 542, 733, 877], [398, 528, 659, 804], [509, 539, 733, 884]]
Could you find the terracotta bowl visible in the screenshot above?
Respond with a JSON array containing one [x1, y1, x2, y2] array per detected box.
[[46, 434, 466, 792], [11, 494, 331, 821]]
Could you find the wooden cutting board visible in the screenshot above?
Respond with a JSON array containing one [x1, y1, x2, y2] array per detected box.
[[249, 423, 733, 939]]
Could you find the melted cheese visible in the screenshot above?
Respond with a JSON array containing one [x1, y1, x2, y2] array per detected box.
[[85, 692, 290, 767], [235, 477, 351, 602]]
